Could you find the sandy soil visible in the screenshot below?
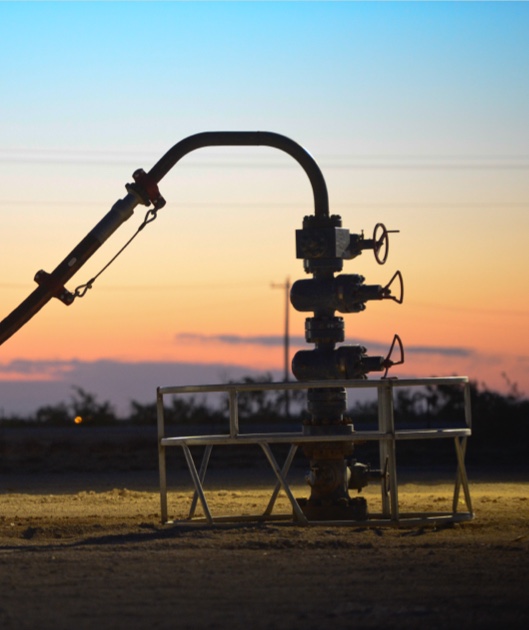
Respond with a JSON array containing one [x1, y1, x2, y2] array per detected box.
[[1, 470, 528, 629]]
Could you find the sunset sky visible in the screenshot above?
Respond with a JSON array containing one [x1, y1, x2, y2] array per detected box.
[[1, 2, 528, 415]]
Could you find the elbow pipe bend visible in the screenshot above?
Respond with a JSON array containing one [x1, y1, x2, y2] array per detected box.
[[147, 131, 329, 218]]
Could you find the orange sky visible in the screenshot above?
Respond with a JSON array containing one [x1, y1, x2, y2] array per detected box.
[[1, 159, 528, 399]]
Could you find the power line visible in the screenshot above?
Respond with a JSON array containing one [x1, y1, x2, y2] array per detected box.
[[1, 200, 528, 209], [0, 281, 273, 291], [1, 149, 529, 170], [2, 148, 529, 159]]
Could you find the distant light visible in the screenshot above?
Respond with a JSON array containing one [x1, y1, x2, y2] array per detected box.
[[74, 416, 83, 425]]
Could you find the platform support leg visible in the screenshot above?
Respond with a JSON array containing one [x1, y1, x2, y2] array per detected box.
[[378, 382, 399, 522], [182, 444, 214, 524], [188, 444, 213, 519], [452, 437, 473, 515], [157, 389, 169, 524], [263, 444, 299, 516], [259, 443, 308, 524]]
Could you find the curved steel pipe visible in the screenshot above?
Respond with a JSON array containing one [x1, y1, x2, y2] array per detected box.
[[0, 131, 329, 346], [147, 131, 329, 217]]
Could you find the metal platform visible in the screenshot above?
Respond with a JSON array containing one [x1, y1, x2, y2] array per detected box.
[[157, 376, 473, 527]]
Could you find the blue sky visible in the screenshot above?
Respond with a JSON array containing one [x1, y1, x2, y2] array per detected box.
[[1, 1, 528, 415], [3, 2, 528, 154]]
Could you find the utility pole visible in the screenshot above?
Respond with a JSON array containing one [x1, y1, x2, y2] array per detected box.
[[271, 277, 291, 418]]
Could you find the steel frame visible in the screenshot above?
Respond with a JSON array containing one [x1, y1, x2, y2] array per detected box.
[[157, 376, 473, 527]]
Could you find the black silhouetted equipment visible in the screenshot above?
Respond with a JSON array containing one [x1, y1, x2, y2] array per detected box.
[[291, 211, 404, 520], [0, 131, 405, 520]]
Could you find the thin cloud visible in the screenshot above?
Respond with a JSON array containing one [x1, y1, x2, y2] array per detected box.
[[176, 332, 305, 347], [174, 332, 474, 357], [0, 359, 78, 380], [0, 359, 280, 416], [0, 351, 527, 417], [405, 345, 474, 358]]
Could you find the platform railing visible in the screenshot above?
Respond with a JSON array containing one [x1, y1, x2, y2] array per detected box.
[[157, 376, 473, 527]]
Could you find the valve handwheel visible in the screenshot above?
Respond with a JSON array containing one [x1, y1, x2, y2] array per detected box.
[[373, 223, 400, 265], [382, 333, 405, 378], [373, 223, 389, 264]]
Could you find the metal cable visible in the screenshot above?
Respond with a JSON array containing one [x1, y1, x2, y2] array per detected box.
[[73, 207, 158, 299]]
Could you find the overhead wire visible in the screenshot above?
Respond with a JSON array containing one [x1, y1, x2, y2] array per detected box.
[[1, 148, 529, 170], [1, 200, 528, 209]]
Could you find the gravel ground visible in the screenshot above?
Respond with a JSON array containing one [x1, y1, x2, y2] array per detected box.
[[1, 469, 528, 629]]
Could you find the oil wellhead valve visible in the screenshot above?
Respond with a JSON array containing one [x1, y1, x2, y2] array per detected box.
[[292, 214, 404, 389], [291, 213, 404, 521]]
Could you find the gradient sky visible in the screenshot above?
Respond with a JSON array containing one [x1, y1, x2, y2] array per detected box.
[[1, 1, 528, 413]]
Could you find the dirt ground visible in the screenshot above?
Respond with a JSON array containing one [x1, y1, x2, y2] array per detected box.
[[1, 468, 528, 630]]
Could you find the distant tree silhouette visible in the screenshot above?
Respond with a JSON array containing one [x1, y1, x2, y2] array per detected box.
[[222, 373, 305, 422], [128, 394, 223, 426], [35, 402, 70, 425], [69, 386, 116, 425], [3, 374, 527, 467], [33, 386, 117, 425]]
